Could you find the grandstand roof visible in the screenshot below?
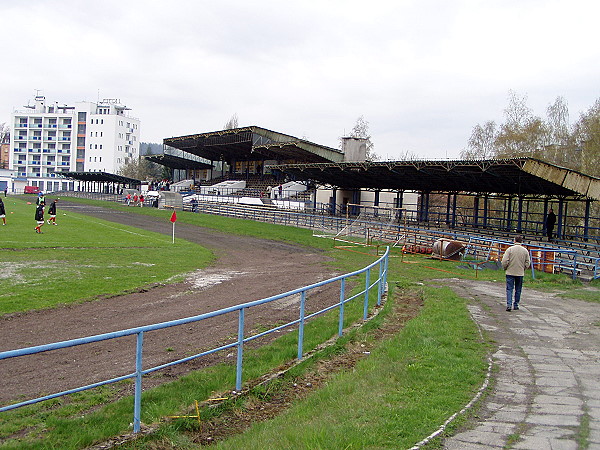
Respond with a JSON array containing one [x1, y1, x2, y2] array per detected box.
[[61, 171, 141, 186], [163, 126, 344, 164], [144, 153, 213, 170], [272, 158, 600, 200]]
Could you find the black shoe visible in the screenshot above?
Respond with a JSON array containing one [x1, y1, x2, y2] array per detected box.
[[513, 305, 519, 310], [506, 307, 511, 311]]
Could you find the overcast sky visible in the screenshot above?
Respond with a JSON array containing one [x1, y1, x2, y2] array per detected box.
[[2, 0, 599, 160]]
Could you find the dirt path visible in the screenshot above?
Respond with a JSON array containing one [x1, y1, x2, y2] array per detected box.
[[0, 203, 342, 404]]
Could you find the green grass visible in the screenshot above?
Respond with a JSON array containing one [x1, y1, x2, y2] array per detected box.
[[207, 286, 486, 450], [0, 198, 213, 315], [0, 266, 383, 449], [3, 197, 588, 449]]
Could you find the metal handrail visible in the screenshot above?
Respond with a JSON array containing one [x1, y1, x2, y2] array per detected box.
[[0, 248, 389, 433]]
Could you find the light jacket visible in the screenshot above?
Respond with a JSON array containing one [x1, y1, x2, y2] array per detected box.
[[501, 244, 531, 276]]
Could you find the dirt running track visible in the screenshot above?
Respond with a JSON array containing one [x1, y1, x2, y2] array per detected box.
[[0, 203, 342, 404]]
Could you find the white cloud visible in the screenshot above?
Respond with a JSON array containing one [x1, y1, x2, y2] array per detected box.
[[2, 0, 600, 159]]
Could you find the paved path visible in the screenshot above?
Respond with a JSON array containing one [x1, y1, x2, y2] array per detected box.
[[441, 279, 600, 449], [10, 200, 599, 448]]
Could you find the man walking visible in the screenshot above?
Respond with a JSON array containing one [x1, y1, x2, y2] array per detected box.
[[501, 235, 531, 311]]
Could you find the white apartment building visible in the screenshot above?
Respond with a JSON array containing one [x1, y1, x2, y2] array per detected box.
[[9, 94, 140, 192]]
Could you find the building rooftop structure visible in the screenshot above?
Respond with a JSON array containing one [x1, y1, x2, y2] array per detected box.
[[272, 158, 600, 201], [163, 126, 344, 164]]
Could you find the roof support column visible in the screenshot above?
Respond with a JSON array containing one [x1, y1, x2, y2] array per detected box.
[[562, 200, 569, 240], [351, 189, 361, 216], [329, 188, 337, 215], [505, 196, 513, 232], [473, 195, 480, 228], [557, 199, 564, 240], [584, 199, 592, 242], [451, 193, 457, 229], [517, 196, 524, 234], [483, 194, 489, 228], [396, 191, 404, 220], [374, 190, 380, 207], [419, 191, 429, 223], [445, 193, 451, 226]]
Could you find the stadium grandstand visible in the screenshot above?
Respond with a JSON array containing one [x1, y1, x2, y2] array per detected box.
[[60, 125, 600, 279]]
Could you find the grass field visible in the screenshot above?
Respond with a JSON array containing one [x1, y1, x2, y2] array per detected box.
[[0, 197, 213, 315], [1, 196, 591, 449]]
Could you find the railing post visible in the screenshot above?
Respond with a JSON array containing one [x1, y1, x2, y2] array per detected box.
[[338, 278, 346, 336], [236, 308, 245, 391], [133, 331, 144, 433], [377, 259, 384, 306], [383, 250, 389, 290], [363, 268, 370, 320], [530, 250, 536, 279], [297, 291, 306, 359]]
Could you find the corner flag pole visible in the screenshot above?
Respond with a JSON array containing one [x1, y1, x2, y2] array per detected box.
[[170, 210, 177, 244]]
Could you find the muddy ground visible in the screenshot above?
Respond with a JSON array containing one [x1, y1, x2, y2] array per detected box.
[[0, 203, 345, 404]]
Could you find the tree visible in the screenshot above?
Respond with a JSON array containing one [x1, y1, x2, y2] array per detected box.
[[347, 115, 378, 161], [546, 96, 570, 146], [396, 149, 420, 160], [571, 99, 600, 176], [494, 91, 548, 158], [223, 113, 239, 130], [118, 147, 162, 181], [118, 157, 143, 180], [0, 122, 9, 144], [461, 121, 497, 160]]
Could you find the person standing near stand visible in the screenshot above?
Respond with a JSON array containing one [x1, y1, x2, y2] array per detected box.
[[545, 208, 556, 242], [501, 235, 531, 311]]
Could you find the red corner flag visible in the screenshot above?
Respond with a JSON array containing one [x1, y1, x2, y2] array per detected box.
[[170, 210, 177, 223]]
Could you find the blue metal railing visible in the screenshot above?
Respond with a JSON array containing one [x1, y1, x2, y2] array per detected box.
[[0, 248, 389, 433], [529, 248, 578, 280]]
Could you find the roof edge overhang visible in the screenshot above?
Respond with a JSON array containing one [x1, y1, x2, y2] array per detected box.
[[522, 159, 600, 200], [272, 157, 600, 200]]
